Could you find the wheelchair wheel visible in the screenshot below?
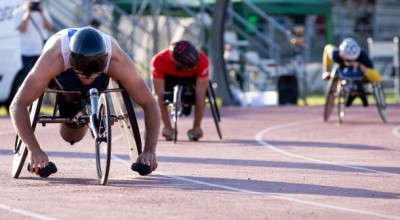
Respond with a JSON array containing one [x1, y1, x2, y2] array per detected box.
[[12, 94, 43, 178], [337, 82, 346, 124], [323, 77, 339, 122], [109, 84, 142, 163], [208, 82, 221, 121], [172, 85, 183, 143], [95, 93, 112, 185], [206, 83, 222, 139], [372, 83, 387, 123]]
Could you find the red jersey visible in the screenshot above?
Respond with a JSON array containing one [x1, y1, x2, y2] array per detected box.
[[151, 48, 209, 79]]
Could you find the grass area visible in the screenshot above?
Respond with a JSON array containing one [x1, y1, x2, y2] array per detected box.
[[298, 92, 398, 106], [0, 107, 7, 116], [0, 105, 54, 116]]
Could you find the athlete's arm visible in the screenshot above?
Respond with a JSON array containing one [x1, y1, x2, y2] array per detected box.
[[322, 44, 335, 80], [9, 35, 64, 175], [354, 52, 381, 83], [193, 77, 209, 129], [150, 56, 171, 129], [152, 77, 172, 129], [107, 40, 160, 171]]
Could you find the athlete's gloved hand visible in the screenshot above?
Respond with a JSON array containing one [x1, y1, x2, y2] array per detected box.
[[322, 71, 331, 81], [131, 163, 152, 176], [27, 162, 57, 178]]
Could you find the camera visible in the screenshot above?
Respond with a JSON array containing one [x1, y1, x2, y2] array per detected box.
[[30, 2, 40, 11]]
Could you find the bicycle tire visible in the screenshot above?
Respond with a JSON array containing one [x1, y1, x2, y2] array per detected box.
[[372, 83, 387, 123], [207, 83, 222, 139], [323, 77, 339, 122], [95, 93, 112, 185], [12, 94, 43, 178]]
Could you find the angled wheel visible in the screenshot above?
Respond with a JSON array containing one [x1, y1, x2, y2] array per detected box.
[[323, 77, 339, 122], [109, 80, 142, 163], [372, 83, 387, 123], [95, 93, 112, 185], [208, 82, 221, 121], [12, 94, 43, 178], [206, 82, 222, 139], [172, 85, 183, 143]]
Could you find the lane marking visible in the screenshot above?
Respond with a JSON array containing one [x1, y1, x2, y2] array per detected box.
[[0, 131, 58, 220], [155, 173, 400, 220], [110, 129, 400, 219], [0, 203, 58, 220], [110, 183, 196, 188], [392, 125, 400, 138], [2, 116, 398, 219], [255, 119, 400, 176], [0, 130, 16, 136], [110, 152, 400, 219]]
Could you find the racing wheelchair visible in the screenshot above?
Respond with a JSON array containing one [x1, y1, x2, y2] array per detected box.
[[164, 81, 222, 143], [12, 77, 146, 185], [323, 65, 387, 123]]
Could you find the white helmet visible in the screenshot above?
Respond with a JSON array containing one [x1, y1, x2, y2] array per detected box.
[[339, 38, 361, 60]]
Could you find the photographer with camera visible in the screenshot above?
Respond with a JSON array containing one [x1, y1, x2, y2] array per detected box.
[[13, 0, 53, 80]]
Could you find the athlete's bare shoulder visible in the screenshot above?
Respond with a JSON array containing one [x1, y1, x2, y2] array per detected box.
[[42, 32, 62, 57], [109, 37, 125, 61], [38, 32, 65, 77], [107, 37, 140, 80]]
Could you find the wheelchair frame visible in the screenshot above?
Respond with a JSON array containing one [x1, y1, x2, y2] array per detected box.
[[164, 81, 222, 143], [12, 78, 142, 185], [323, 66, 387, 123]]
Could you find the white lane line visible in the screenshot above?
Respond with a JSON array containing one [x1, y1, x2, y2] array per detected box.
[[0, 130, 16, 136], [0, 203, 58, 220], [392, 125, 400, 138], [255, 119, 400, 176], [110, 135, 400, 220], [111, 183, 196, 188], [155, 173, 400, 220], [0, 131, 58, 220]]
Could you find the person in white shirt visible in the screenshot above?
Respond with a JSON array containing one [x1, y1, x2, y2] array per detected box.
[[13, 0, 53, 78]]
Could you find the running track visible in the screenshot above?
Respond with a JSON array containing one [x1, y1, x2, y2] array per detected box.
[[0, 104, 399, 220]]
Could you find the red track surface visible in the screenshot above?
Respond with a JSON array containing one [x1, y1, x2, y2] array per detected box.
[[1, 104, 400, 220]]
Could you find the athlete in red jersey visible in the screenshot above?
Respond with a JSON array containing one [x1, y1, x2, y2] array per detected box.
[[151, 40, 209, 141]]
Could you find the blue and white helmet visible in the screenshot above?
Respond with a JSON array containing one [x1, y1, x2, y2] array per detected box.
[[339, 38, 361, 60]]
